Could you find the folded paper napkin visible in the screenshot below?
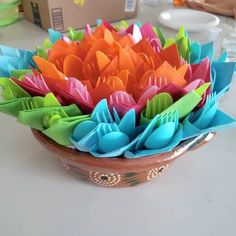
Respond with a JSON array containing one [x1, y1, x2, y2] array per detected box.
[[0, 19, 235, 158]]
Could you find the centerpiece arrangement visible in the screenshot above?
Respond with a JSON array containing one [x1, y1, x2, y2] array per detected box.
[[0, 20, 235, 187]]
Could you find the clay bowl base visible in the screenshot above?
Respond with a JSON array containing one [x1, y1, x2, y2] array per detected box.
[[32, 129, 215, 187]]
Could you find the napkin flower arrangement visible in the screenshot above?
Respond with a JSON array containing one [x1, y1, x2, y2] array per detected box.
[[0, 19, 235, 158]]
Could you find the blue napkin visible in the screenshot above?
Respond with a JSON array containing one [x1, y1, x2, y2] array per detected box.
[[182, 110, 236, 140], [190, 42, 214, 64], [211, 62, 236, 95], [0, 45, 36, 77], [48, 29, 62, 44], [71, 101, 137, 157], [0, 45, 35, 58], [124, 124, 183, 158], [89, 134, 140, 158]]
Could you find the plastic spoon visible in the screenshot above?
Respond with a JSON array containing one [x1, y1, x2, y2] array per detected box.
[[144, 111, 178, 149], [72, 120, 97, 142], [194, 103, 218, 130], [145, 122, 176, 149], [98, 132, 130, 154]]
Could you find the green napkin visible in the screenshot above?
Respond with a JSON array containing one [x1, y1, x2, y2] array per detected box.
[[163, 26, 191, 62], [0, 78, 30, 100], [67, 27, 84, 41], [153, 26, 166, 47], [176, 37, 190, 62], [36, 38, 52, 60], [11, 69, 33, 79], [0, 97, 33, 117], [139, 83, 210, 125], [18, 104, 82, 130], [43, 115, 91, 146], [0, 93, 61, 117]]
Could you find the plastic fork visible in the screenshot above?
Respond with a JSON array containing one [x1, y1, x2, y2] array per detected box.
[[159, 83, 210, 120], [23, 74, 51, 93], [68, 78, 93, 105], [95, 110, 113, 123], [43, 109, 69, 129], [96, 123, 120, 139], [100, 75, 126, 91], [192, 92, 218, 129], [91, 99, 114, 123], [193, 93, 216, 118], [144, 92, 174, 119], [110, 91, 136, 106], [72, 122, 120, 153], [85, 62, 98, 79], [158, 110, 179, 130], [149, 38, 161, 53], [21, 99, 40, 110], [145, 111, 178, 149], [96, 123, 130, 154], [158, 76, 168, 88]]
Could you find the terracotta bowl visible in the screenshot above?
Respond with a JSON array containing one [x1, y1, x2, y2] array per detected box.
[[32, 129, 215, 187]]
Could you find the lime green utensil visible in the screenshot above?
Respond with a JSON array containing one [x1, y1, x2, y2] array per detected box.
[[176, 26, 186, 41], [67, 28, 84, 41], [42, 109, 69, 129], [140, 93, 174, 125], [195, 83, 210, 96], [0, 97, 32, 117], [147, 93, 174, 119], [43, 93, 61, 107], [160, 83, 210, 119], [11, 69, 33, 79], [153, 27, 166, 47], [121, 20, 129, 29], [162, 26, 191, 62], [164, 38, 175, 48], [0, 78, 30, 100], [17, 104, 82, 130], [43, 115, 91, 146], [36, 38, 52, 59], [176, 37, 190, 62]]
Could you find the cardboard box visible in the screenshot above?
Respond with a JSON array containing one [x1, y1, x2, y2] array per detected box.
[[22, 0, 138, 32]]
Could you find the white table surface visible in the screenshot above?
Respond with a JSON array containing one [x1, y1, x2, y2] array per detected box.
[[0, 2, 236, 236]]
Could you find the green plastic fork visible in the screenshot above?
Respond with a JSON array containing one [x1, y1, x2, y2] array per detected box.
[[18, 104, 82, 130], [21, 93, 61, 111], [159, 83, 210, 119], [21, 99, 41, 110], [140, 83, 210, 125], [140, 92, 173, 125], [144, 92, 174, 119]]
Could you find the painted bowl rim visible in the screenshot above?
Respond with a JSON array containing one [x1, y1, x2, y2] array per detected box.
[[32, 129, 215, 172]]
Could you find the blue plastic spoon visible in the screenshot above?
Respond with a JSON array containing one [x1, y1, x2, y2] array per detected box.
[[72, 120, 97, 142], [144, 122, 176, 149], [98, 132, 130, 154]]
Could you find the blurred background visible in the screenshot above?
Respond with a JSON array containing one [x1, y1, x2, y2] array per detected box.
[[0, 0, 236, 61]]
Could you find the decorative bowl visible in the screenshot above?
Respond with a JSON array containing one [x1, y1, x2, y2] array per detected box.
[[0, 20, 235, 187], [32, 129, 215, 187]]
